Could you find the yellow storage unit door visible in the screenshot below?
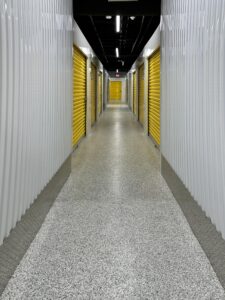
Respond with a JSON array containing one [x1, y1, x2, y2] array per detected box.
[[91, 63, 97, 126], [109, 81, 122, 102], [133, 72, 137, 115], [98, 73, 103, 116], [138, 64, 145, 126], [149, 49, 160, 145], [72, 46, 86, 147]]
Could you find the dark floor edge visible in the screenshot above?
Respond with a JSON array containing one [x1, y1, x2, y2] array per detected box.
[[0, 155, 71, 296], [161, 155, 225, 289]]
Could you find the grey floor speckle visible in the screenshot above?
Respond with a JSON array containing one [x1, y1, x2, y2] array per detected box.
[[1, 107, 225, 300]]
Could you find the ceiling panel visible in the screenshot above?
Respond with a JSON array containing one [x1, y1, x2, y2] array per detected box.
[[74, 0, 160, 16]]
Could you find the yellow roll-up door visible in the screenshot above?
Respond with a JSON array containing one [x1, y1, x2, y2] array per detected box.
[[133, 72, 137, 115], [98, 72, 103, 116], [72, 46, 86, 147], [91, 63, 97, 126], [149, 48, 160, 145], [138, 64, 144, 126], [109, 81, 122, 102]]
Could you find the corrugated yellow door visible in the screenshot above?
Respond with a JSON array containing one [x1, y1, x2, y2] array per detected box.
[[149, 49, 160, 145], [109, 81, 122, 102], [91, 63, 97, 126], [138, 64, 144, 126], [133, 72, 137, 114], [72, 46, 86, 147], [98, 72, 103, 116]]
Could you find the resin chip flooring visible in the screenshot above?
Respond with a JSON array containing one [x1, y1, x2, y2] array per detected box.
[[1, 107, 224, 299]]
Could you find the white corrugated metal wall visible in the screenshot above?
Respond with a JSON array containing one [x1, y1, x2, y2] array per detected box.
[[128, 73, 133, 111], [161, 0, 225, 238], [104, 71, 109, 110], [0, 0, 73, 245]]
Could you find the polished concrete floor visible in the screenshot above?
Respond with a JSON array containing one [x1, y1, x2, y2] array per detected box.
[[1, 106, 225, 299]]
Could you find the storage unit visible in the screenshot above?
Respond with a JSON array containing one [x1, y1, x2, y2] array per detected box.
[[91, 63, 97, 126], [72, 46, 86, 147], [148, 48, 160, 145], [109, 81, 122, 102], [98, 72, 103, 116], [138, 64, 145, 126], [133, 72, 137, 114]]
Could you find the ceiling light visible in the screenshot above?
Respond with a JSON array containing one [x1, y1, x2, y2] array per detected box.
[[106, 16, 112, 19], [116, 15, 120, 33], [144, 48, 154, 57], [130, 16, 136, 20], [116, 48, 119, 58]]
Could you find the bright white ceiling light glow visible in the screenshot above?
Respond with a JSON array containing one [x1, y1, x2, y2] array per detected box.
[[80, 47, 91, 56], [106, 16, 112, 19], [116, 48, 119, 58], [143, 48, 154, 58], [116, 15, 120, 32]]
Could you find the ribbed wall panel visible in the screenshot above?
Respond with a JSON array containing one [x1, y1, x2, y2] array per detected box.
[[138, 64, 144, 126], [133, 72, 137, 115], [0, 0, 73, 245], [161, 0, 225, 238], [129, 73, 133, 112], [91, 63, 96, 126], [98, 72, 103, 116]]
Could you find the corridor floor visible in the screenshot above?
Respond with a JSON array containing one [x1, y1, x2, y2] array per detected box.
[[1, 107, 225, 300]]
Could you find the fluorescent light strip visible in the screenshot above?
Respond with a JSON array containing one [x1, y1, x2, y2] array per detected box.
[[116, 48, 119, 57], [116, 15, 120, 32]]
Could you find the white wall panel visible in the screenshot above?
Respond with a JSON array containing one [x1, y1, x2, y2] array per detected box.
[[104, 71, 109, 109], [0, 0, 73, 245], [128, 72, 133, 110], [161, 0, 225, 238]]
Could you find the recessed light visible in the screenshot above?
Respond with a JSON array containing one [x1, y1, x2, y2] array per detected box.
[[106, 16, 112, 19], [116, 48, 119, 58], [130, 16, 136, 20], [116, 15, 120, 33]]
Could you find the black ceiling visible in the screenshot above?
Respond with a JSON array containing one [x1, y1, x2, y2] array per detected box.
[[74, 0, 160, 16], [74, 1, 161, 74]]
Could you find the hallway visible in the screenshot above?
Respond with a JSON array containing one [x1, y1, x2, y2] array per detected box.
[[1, 107, 224, 299]]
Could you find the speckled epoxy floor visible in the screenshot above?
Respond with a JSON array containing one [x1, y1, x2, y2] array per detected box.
[[1, 107, 225, 300]]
